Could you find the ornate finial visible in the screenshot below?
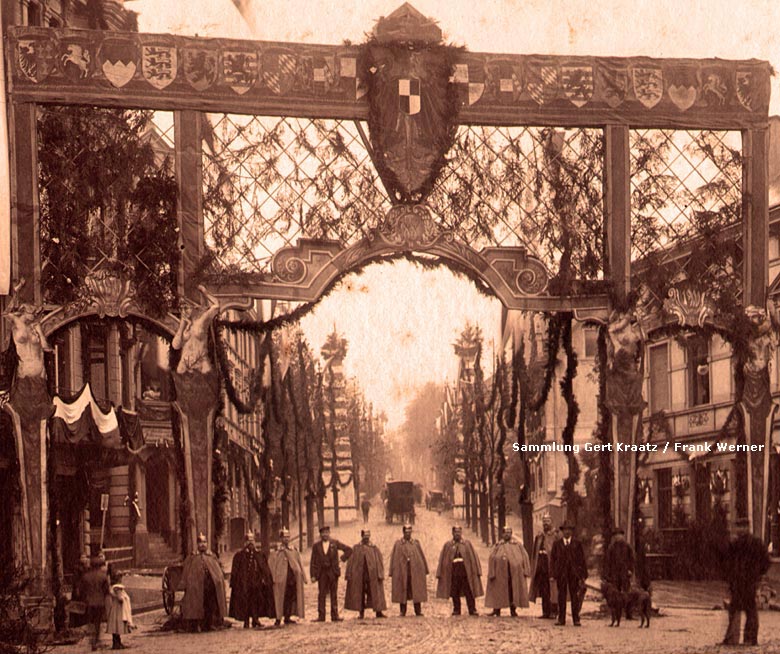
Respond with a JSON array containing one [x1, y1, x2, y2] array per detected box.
[[82, 270, 136, 318], [373, 3, 442, 44]]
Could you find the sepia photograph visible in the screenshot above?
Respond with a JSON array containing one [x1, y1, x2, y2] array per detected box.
[[1, 1, 780, 652]]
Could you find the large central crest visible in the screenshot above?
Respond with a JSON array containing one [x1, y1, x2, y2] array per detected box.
[[360, 5, 461, 204]]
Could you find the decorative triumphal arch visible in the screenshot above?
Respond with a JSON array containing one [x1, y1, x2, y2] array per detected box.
[[1, 3, 774, 590]]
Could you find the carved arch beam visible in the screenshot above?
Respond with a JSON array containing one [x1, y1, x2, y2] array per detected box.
[[204, 237, 610, 313]]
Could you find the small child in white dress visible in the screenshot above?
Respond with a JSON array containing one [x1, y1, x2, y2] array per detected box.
[[105, 571, 134, 650]]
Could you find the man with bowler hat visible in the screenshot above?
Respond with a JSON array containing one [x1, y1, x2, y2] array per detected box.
[[550, 521, 587, 626], [310, 525, 352, 622]]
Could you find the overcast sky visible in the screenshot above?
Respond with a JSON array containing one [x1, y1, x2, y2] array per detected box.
[[126, 0, 780, 428]]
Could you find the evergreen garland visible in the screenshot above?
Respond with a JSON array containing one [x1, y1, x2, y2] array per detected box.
[[528, 313, 563, 413], [559, 314, 582, 522], [595, 324, 613, 558], [170, 407, 190, 558], [211, 415, 229, 544]]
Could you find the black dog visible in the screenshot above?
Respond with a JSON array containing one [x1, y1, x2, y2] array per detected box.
[[624, 584, 652, 628], [601, 581, 625, 627]]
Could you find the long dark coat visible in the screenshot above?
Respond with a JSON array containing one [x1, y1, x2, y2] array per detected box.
[[389, 538, 428, 604], [529, 529, 559, 603], [179, 551, 227, 621], [269, 546, 307, 619], [344, 543, 387, 611], [229, 546, 273, 621], [603, 538, 635, 588], [724, 533, 771, 608], [436, 539, 484, 599], [550, 538, 588, 582], [484, 539, 530, 609]]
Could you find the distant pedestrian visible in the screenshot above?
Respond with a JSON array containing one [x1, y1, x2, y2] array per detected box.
[[485, 527, 531, 617], [550, 521, 587, 627], [530, 513, 559, 619], [105, 570, 134, 650], [436, 525, 483, 616], [269, 528, 307, 627], [229, 531, 273, 628], [361, 496, 371, 524], [79, 552, 109, 651], [310, 526, 351, 622], [344, 529, 387, 619], [722, 518, 770, 646], [389, 524, 428, 616]]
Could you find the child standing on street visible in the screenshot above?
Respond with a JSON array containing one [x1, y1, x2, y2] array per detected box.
[[106, 571, 134, 650]]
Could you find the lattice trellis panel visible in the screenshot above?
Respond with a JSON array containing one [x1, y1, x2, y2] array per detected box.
[[37, 106, 178, 311], [428, 125, 605, 282], [202, 114, 390, 274], [630, 129, 743, 305]]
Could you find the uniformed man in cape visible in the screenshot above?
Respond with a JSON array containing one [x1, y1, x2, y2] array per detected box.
[[485, 526, 531, 616], [268, 528, 308, 627], [344, 529, 387, 619], [530, 513, 559, 619], [229, 531, 273, 628], [179, 532, 227, 632], [436, 525, 483, 616], [388, 524, 428, 616]]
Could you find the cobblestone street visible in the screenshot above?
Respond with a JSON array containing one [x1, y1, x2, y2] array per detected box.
[[59, 509, 780, 654]]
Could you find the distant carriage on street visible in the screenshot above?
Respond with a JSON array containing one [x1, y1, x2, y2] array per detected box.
[[425, 489, 450, 513], [385, 481, 416, 524]]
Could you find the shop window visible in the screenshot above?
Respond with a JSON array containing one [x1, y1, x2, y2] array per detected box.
[[657, 467, 673, 529], [649, 343, 670, 412], [686, 335, 710, 407]]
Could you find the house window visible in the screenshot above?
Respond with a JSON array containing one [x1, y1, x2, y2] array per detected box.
[[769, 234, 780, 261], [657, 467, 673, 529], [583, 327, 598, 359], [83, 322, 109, 404], [53, 330, 72, 397], [27, 1, 43, 26], [686, 335, 710, 407], [649, 343, 670, 413]]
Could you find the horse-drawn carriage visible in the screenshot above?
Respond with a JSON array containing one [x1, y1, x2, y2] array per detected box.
[[425, 489, 450, 513], [384, 480, 416, 524]]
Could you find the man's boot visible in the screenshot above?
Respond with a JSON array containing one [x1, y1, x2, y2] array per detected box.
[[358, 610, 365, 619], [510, 606, 518, 617], [491, 608, 501, 616], [414, 603, 423, 616], [375, 611, 386, 618], [400, 603, 407, 616]]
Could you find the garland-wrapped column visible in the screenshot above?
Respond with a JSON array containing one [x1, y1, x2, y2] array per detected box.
[[171, 288, 221, 552], [739, 306, 777, 541], [604, 311, 646, 545]]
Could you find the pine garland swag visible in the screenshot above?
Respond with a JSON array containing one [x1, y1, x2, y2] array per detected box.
[[559, 314, 582, 521]]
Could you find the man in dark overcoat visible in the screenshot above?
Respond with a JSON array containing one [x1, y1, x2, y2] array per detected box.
[[722, 518, 771, 646], [79, 552, 109, 650], [530, 513, 559, 618], [389, 524, 429, 616], [550, 521, 587, 626], [436, 525, 483, 616], [180, 533, 227, 632], [344, 529, 387, 619], [229, 531, 273, 628], [310, 525, 352, 622], [603, 527, 635, 617]]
